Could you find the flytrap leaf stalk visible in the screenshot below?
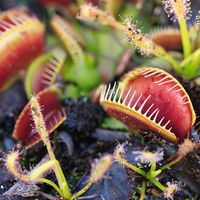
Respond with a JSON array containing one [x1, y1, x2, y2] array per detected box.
[[4, 96, 113, 200]]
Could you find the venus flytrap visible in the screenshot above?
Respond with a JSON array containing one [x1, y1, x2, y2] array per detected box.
[[51, 15, 85, 67]]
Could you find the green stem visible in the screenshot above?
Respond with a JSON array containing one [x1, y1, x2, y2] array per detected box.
[[69, 181, 93, 200], [145, 172, 165, 192], [149, 177, 165, 192], [39, 178, 63, 197], [153, 45, 180, 73], [159, 156, 181, 172], [155, 52, 180, 73], [54, 160, 71, 199], [139, 181, 146, 200], [43, 136, 71, 199], [116, 151, 146, 176], [179, 18, 191, 58], [152, 156, 182, 178], [40, 125, 71, 199], [150, 162, 156, 172]]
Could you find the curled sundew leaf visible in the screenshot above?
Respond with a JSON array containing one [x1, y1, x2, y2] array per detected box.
[[25, 47, 66, 99], [51, 15, 85, 67], [100, 67, 196, 143], [0, 7, 45, 91], [4, 148, 31, 183], [12, 85, 66, 148], [150, 27, 182, 51]]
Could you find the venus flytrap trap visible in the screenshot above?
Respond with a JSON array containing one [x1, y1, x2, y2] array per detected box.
[[51, 15, 85, 67], [12, 85, 66, 148], [150, 27, 182, 51], [100, 67, 196, 143], [0, 8, 44, 91], [25, 47, 66, 99], [51, 14, 100, 91]]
